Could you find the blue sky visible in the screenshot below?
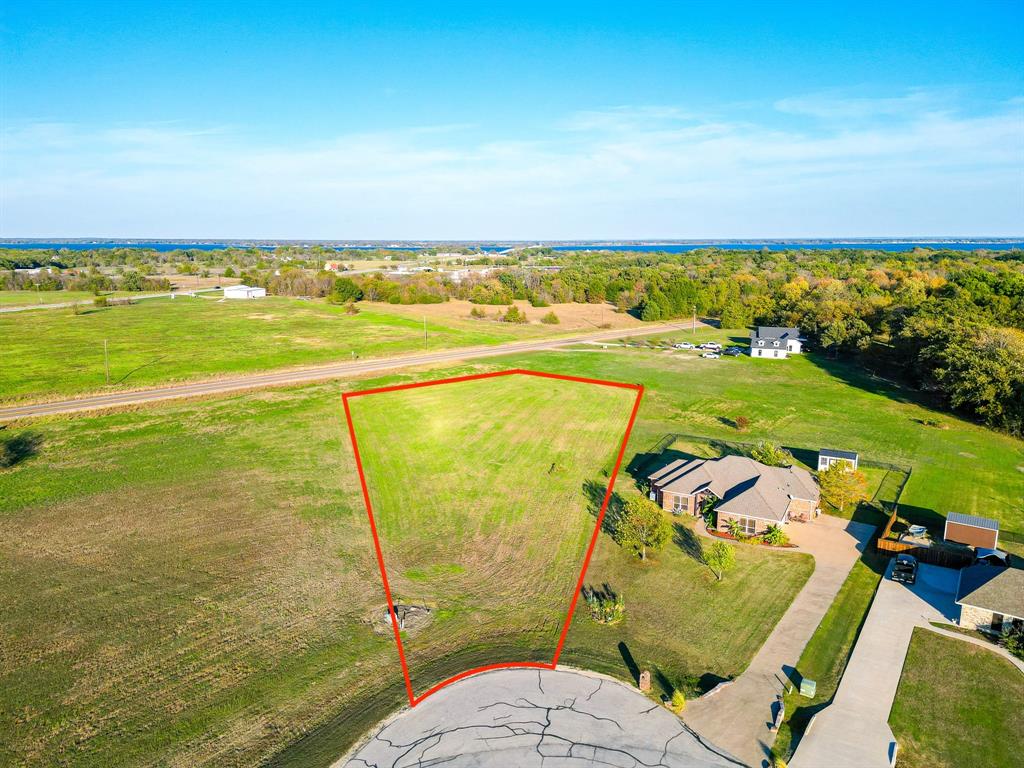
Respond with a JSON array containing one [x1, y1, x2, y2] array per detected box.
[[2, 1, 1022, 239]]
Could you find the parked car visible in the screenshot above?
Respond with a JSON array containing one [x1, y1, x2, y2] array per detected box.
[[891, 553, 918, 584], [973, 548, 1010, 567], [673, 342, 695, 349], [702, 342, 722, 350], [701, 352, 720, 359], [723, 348, 742, 356]]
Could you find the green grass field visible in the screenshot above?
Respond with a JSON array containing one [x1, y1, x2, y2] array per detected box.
[[345, 373, 638, 685], [0, 289, 140, 307], [0, 296, 561, 403], [889, 629, 1024, 768], [3, 328, 1023, 765]]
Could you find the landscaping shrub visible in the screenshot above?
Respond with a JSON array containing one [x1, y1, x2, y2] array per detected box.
[[760, 525, 790, 547], [1006, 626, 1024, 661], [583, 588, 625, 625], [469, 306, 487, 319], [540, 311, 560, 324], [671, 689, 686, 713], [501, 305, 528, 324]]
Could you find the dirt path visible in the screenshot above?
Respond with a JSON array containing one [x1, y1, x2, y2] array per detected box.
[[684, 515, 876, 768], [0, 322, 692, 421]]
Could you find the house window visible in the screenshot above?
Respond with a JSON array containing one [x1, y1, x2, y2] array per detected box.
[[734, 517, 757, 535], [671, 495, 688, 514], [772, 340, 780, 347], [774, 350, 779, 358], [992, 613, 1004, 633]]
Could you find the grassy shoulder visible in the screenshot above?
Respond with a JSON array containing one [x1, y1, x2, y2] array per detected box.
[[772, 550, 887, 759], [889, 628, 1024, 768], [0, 296, 565, 403], [0, 289, 139, 306]]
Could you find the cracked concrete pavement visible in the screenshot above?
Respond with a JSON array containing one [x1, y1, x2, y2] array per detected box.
[[341, 667, 743, 767]]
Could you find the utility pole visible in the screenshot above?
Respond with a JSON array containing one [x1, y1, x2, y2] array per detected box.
[[692, 305, 696, 333], [103, 339, 110, 385], [423, 316, 428, 349]]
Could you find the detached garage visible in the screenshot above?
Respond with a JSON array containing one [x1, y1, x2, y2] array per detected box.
[[944, 512, 999, 549]]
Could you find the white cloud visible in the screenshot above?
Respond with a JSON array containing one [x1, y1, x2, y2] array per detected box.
[[2, 93, 1022, 238]]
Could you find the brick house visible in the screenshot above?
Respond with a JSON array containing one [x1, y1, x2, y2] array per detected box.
[[955, 564, 1024, 637], [647, 455, 820, 535]]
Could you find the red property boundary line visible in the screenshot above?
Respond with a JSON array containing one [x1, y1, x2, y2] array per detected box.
[[341, 368, 644, 707]]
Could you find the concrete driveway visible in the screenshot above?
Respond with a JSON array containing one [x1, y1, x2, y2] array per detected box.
[[790, 561, 959, 768], [683, 515, 876, 768], [342, 667, 743, 768]]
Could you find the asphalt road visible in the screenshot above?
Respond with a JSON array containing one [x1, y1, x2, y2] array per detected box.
[[0, 322, 695, 421]]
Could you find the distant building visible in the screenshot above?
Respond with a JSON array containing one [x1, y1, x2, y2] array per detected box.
[[750, 327, 802, 359], [223, 285, 266, 299], [817, 448, 859, 472], [323, 260, 344, 272]]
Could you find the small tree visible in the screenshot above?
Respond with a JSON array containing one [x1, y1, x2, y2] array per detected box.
[[703, 541, 735, 581], [540, 311, 560, 324], [329, 277, 363, 304], [734, 415, 750, 431], [615, 497, 672, 561], [223, 266, 236, 278], [751, 441, 792, 467], [818, 464, 869, 513], [501, 305, 527, 324]]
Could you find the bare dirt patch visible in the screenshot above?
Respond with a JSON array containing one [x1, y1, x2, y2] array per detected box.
[[363, 299, 644, 332]]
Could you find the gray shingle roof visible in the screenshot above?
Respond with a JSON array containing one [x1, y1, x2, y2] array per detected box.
[[819, 448, 858, 461], [651, 455, 818, 523], [751, 326, 801, 341], [956, 565, 1024, 619], [946, 512, 999, 531]]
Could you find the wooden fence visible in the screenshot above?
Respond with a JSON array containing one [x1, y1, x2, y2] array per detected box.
[[876, 509, 973, 568]]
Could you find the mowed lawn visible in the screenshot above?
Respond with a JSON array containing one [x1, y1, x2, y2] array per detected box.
[[2, 332, 1023, 766], [499, 331, 1024, 552], [346, 373, 638, 689], [889, 629, 1024, 768], [0, 289, 137, 307], [0, 296, 559, 403]]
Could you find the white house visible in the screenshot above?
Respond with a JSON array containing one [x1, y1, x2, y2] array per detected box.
[[817, 448, 859, 471], [224, 284, 266, 299], [750, 327, 802, 358]]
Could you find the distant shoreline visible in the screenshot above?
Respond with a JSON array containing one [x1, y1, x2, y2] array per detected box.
[[2, 238, 1023, 253]]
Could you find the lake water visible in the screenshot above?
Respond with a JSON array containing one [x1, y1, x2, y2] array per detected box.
[[3, 240, 1022, 253]]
